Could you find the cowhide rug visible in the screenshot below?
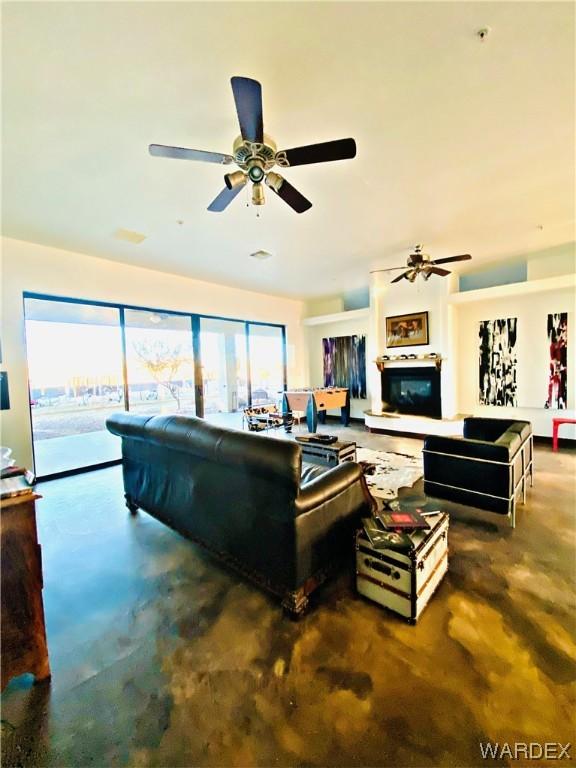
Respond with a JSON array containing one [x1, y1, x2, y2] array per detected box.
[[356, 447, 423, 500]]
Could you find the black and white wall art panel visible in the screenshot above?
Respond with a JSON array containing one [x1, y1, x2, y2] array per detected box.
[[478, 318, 518, 406], [545, 313, 568, 409]]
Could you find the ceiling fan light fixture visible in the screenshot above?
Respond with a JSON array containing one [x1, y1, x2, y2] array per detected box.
[[407, 271, 418, 283], [224, 170, 247, 190], [265, 171, 283, 192], [248, 163, 265, 183], [252, 182, 265, 206]]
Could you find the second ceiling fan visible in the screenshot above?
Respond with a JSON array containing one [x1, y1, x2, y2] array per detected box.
[[371, 245, 472, 283], [150, 76, 357, 214]]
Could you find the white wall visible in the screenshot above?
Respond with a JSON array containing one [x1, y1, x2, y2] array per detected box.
[[305, 313, 369, 419], [0, 237, 306, 469], [455, 284, 576, 437], [304, 296, 344, 317]]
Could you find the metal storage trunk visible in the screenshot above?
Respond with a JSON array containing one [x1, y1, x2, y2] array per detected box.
[[300, 440, 357, 467], [355, 512, 448, 624]]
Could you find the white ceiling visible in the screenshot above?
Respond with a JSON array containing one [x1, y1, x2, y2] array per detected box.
[[2, 1, 574, 299]]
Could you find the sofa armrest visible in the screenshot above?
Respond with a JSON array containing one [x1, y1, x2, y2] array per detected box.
[[294, 463, 374, 590], [296, 462, 373, 516], [424, 435, 514, 463]]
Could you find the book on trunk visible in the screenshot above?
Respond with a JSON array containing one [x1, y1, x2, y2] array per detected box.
[[377, 508, 430, 530], [361, 518, 414, 551]]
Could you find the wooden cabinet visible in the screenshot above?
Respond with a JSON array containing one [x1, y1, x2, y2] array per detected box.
[[1, 494, 50, 690]]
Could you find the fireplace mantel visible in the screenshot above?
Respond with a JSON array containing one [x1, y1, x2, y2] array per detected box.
[[375, 354, 443, 372]]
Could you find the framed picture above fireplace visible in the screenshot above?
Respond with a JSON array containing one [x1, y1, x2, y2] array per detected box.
[[386, 311, 429, 348]]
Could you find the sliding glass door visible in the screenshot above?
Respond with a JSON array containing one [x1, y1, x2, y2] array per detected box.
[[199, 318, 248, 421], [24, 298, 125, 476], [248, 324, 285, 406], [24, 295, 287, 478], [124, 309, 196, 417]]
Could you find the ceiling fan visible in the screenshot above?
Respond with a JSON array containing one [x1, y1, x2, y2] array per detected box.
[[371, 245, 472, 283], [149, 76, 357, 214]]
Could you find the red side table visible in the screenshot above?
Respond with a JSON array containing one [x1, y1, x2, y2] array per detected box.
[[552, 418, 576, 452]]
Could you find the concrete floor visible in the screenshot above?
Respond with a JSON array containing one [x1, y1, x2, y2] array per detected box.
[[1, 425, 575, 767]]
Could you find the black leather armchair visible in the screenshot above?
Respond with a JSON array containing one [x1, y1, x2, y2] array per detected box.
[[423, 417, 533, 527], [106, 413, 373, 615]]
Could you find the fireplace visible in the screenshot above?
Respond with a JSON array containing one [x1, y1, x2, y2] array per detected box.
[[381, 366, 441, 419]]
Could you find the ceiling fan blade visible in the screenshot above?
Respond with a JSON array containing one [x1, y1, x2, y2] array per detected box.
[[370, 266, 408, 273], [207, 183, 245, 213], [231, 77, 263, 144], [391, 271, 410, 283], [266, 173, 312, 213], [431, 254, 472, 265], [426, 267, 451, 277], [277, 138, 356, 167], [149, 144, 234, 164]]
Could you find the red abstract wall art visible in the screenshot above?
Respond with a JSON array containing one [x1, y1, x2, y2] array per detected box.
[[545, 313, 568, 410]]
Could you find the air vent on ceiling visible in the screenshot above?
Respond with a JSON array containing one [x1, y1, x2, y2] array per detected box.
[[114, 228, 147, 244]]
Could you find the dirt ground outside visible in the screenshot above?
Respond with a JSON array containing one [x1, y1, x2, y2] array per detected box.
[[31, 402, 196, 440]]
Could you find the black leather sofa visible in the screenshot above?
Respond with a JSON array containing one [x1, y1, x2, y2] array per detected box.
[[106, 413, 374, 615], [423, 417, 533, 528]]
